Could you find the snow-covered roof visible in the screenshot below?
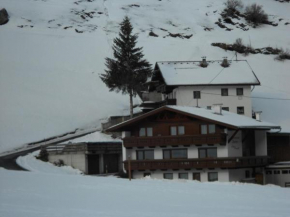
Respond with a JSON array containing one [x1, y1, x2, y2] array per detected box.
[[155, 60, 260, 86], [267, 161, 290, 169], [61, 131, 121, 144], [168, 106, 280, 129], [107, 106, 280, 132]]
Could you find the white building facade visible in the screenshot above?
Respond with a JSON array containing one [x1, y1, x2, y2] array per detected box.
[[108, 106, 280, 183], [144, 59, 260, 118]]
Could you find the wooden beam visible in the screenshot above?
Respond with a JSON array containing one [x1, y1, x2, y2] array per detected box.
[[228, 130, 239, 143], [242, 131, 249, 143]]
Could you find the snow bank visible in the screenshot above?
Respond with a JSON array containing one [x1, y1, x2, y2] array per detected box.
[[16, 151, 82, 175]]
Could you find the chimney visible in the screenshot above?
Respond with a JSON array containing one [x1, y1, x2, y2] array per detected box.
[[200, 56, 208, 68], [221, 57, 230, 68], [213, 104, 223, 115], [255, 111, 262, 121]]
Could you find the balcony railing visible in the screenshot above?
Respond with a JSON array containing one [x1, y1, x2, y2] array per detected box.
[[124, 156, 269, 171], [123, 134, 227, 148]]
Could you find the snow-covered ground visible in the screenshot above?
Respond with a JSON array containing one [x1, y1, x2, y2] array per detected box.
[[0, 152, 289, 217], [1, 0, 290, 153]]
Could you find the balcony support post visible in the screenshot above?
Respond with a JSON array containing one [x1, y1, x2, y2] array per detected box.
[[228, 129, 239, 144]]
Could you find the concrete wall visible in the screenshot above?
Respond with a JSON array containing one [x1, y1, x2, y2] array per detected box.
[[255, 130, 267, 156], [49, 153, 86, 173], [174, 85, 252, 117], [133, 169, 229, 182]]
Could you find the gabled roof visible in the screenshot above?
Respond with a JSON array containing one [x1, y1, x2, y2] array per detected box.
[[106, 106, 280, 132], [153, 60, 260, 86]]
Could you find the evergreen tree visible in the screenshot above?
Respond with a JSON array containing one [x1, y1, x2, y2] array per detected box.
[[100, 16, 152, 118]]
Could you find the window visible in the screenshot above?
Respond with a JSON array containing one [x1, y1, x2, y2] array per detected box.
[[164, 173, 173, 180], [193, 91, 201, 99], [178, 126, 185, 135], [170, 126, 177, 135], [193, 173, 201, 181], [201, 125, 207, 134], [136, 150, 154, 160], [274, 170, 280, 174], [163, 149, 187, 159], [170, 126, 185, 135], [221, 88, 228, 96], [282, 170, 289, 174], [144, 173, 151, 177], [201, 124, 216, 134], [222, 107, 229, 111], [208, 124, 215, 134], [236, 88, 243, 96], [237, 107, 244, 115], [245, 170, 251, 178], [266, 171, 272, 175], [139, 128, 146, 137], [147, 127, 153, 136], [139, 127, 153, 137], [179, 173, 188, 179], [208, 172, 218, 182], [198, 148, 217, 158]]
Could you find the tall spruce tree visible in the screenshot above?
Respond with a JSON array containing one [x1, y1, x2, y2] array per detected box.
[[100, 16, 152, 118]]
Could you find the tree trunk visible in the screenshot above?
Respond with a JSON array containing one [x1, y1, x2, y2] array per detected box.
[[129, 91, 133, 119]]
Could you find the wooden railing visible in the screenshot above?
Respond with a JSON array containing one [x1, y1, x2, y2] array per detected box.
[[123, 134, 227, 148], [124, 156, 269, 170]]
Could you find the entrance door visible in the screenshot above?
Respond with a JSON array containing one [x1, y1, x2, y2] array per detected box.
[[87, 155, 99, 174], [193, 173, 201, 181], [255, 173, 264, 185], [103, 154, 119, 173]]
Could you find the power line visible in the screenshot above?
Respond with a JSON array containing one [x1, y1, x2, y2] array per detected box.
[[200, 92, 290, 101]]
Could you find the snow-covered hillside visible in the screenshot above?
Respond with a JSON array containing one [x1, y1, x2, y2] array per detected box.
[[1, 0, 290, 153]]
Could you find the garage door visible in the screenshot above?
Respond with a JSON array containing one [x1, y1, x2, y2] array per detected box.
[[87, 155, 99, 174], [103, 154, 119, 173]]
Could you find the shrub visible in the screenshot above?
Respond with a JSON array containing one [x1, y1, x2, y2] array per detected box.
[[53, 159, 65, 167], [245, 4, 268, 26], [233, 38, 244, 51], [224, 0, 243, 11], [36, 148, 49, 162], [275, 49, 290, 61]]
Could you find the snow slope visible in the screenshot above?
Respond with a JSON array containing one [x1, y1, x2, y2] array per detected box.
[[1, 0, 290, 153], [1, 167, 290, 217]]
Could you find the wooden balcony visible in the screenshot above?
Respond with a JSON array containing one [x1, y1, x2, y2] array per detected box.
[[124, 156, 269, 171], [123, 134, 227, 148]]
